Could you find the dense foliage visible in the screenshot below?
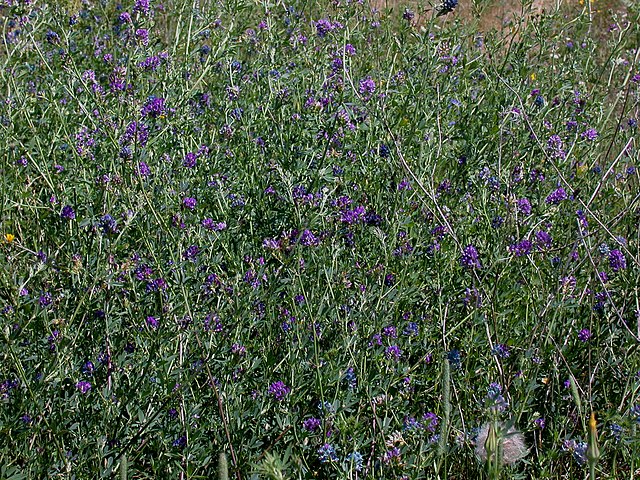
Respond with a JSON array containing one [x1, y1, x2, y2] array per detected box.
[[1, 0, 639, 478]]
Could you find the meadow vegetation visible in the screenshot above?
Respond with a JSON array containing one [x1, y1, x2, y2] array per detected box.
[[1, 0, 639, 478]]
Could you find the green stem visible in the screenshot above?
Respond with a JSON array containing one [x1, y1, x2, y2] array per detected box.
[[436, 358, 451, 477]]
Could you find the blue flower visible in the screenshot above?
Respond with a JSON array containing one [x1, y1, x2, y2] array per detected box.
[[346, 451, 363, 471], [436, 0, 458, 16], [447, 349, 461, 368], [317, 443, 338, 463]]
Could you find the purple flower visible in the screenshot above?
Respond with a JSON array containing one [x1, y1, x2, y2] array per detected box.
[[299, 229, 320, 246], [546, 187, 568, 205], [609, 249, 626, 271], [610, 423, 623, 442], [61, 205, 76, 219], [120, 121, 149, 147], [382, 325, 397, 338], [201, 219, 226, 231], [268, 381, 290, 400], [146, 316, 159, 329], [509, 239, 532, 257], [243, 269, 262, 289], [346, 451, 363, 471], [119, 147, 133, 162], [141, 96, 167, 118], [566, 120, 578, 130], [39, 292, 53, 307], [108, 66, 126, 92], [577, 328, 591, 342], [403, 8, 415, 20], [403, 416, 422, 430], [359, 77, 376, 96], [436, 0, 458, 15], [182, 197, 197, 210], [314, 18, 342, 38], [46, 30, 60, 44], [150, 277, 167, 291], [183, 152, 197, 168], [516, 198, 532, 215], [203, 312, 222, 332], [460, 244, 481, 269], [183, 245, 200, 260], [535, 230, 552, 249], [492, 343, 510, 358], [423, 412, 439, 432], [37, 250, 47, 263], [340, 205, 366, 224], [136, 161, 151, 177], [303, 417, 321, 432], [82, 361, 95, 375], [383, 447, 401, 464], [138, 55, 162, 71], [134, 0, 151, 15], [398, 178, 412, 190], [547, 134, 566, 159], [172, 436, 187, 448], [403, 321, 419, 336], [262, 238, 280, 250], [76, 381, 91, 394], [385, 345, 402, 361], [581, 128, 598, 141], [135, 28, 149, 46], [99, 214, 118, 235], [228, 194, 246, 208], [48, 330, 60, 351]]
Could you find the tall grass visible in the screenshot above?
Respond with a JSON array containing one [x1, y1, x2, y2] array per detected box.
[[1, 0, 639, 478]]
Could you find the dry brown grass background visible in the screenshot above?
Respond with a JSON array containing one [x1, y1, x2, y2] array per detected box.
[[371, 0, 631, 34]]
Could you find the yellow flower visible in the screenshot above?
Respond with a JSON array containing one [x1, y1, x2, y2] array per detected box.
[[4, 233, 15, 243], [587, 411, 600, 462], [530, 73, 536, 81]]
